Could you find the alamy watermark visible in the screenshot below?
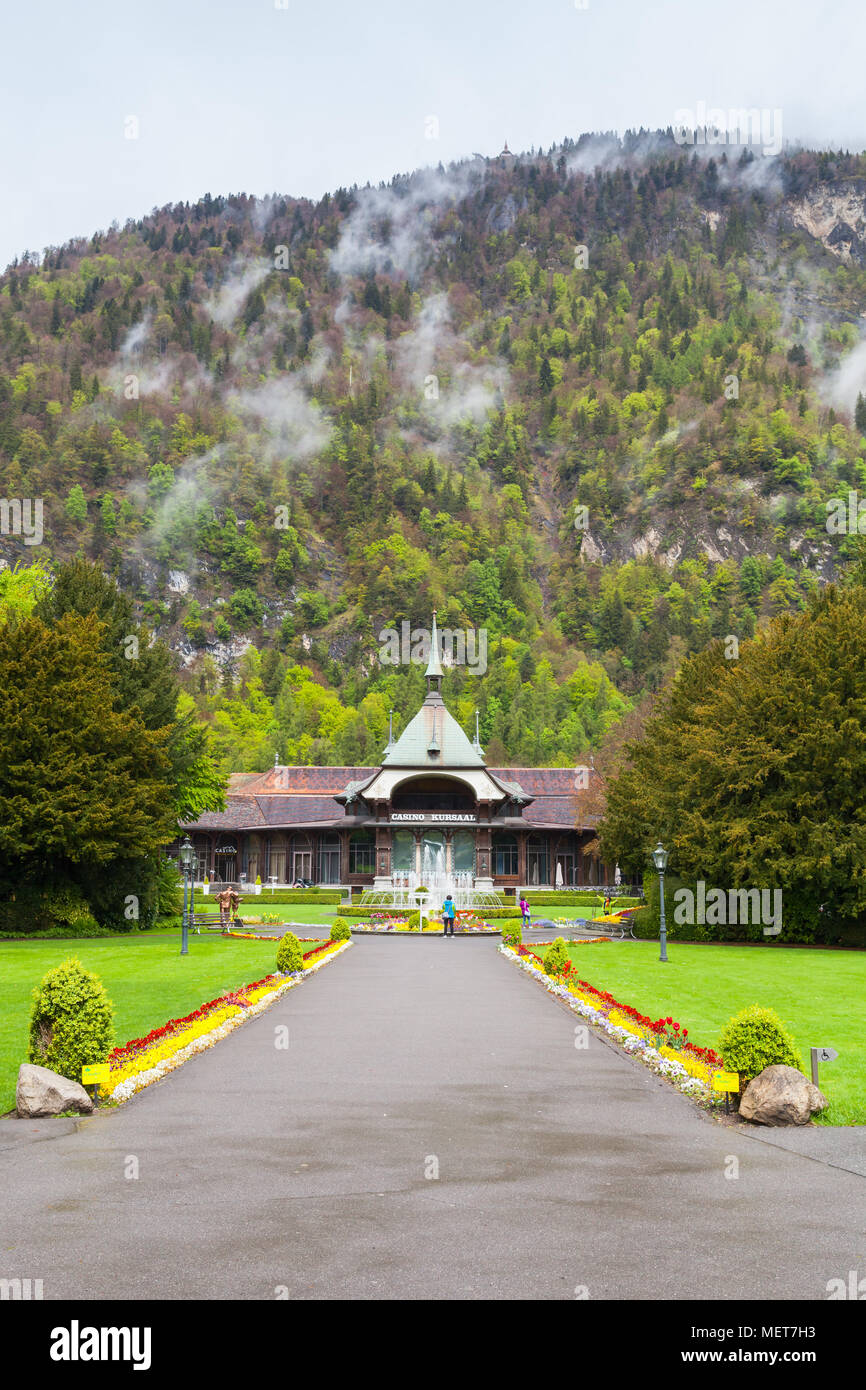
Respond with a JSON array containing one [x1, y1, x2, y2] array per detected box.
[[378, 622, 487, 675], [0, 497, 43, 545], [0, 1277, 43, 1300], [826, 1270, 866, 1299], [673, 881, 782, 932], [826, 491, 866, 535], [673, 103, 783, 157]]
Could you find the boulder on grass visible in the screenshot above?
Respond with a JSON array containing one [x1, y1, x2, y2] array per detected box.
[[739, 1064, 827, 1126], [16, 1063, 94, 1118]]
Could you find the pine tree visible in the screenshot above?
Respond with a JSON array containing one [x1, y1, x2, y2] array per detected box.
[[421, 458, 438, 494], [0, 613, 174, 880], [35, 559, 224, 820], [601, 583, 866, 933]]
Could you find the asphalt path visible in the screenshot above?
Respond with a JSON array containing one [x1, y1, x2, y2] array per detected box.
[[0, 936, 862, 1300]]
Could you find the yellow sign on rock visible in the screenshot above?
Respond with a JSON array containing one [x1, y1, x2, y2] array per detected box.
[[81, 1064, 110, 1084], [713, 1071, 739, 1093]]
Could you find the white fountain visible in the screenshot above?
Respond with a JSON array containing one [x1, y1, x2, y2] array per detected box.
[[359, 842, 502, 919]]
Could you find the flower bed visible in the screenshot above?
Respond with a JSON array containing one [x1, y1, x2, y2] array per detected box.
[[224, 930, 335, 953], [502, 943, 724, 1102], [349, 911, 499, 934], [101, 939, 350, 1104]]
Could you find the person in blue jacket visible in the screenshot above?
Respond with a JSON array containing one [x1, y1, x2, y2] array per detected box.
[[442, 895, 456, 936]]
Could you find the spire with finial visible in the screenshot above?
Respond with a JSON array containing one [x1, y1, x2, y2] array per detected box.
[[424, 609, 443, 696], [472, 707, 485, 756], [382, 707, 395, 758]]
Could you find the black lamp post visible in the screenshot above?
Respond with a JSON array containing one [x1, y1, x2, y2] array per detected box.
[[179, 835, 194, 956], [652, 842, 669, 962]]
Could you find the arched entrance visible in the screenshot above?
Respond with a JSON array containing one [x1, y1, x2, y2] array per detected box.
[[391, 775, 475, 813]]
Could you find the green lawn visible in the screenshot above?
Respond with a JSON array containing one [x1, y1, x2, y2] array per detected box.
[[540, 940, 866, 1125], [0, 930, 327, 1115]]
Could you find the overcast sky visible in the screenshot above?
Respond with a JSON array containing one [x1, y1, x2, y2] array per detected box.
[[1, 0, 864, 270]]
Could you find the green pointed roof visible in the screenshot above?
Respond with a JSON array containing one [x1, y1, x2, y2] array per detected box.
[[381, 693, 485, 768]]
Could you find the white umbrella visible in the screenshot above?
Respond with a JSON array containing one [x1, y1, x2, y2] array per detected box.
[[555, 860, 564, 888]]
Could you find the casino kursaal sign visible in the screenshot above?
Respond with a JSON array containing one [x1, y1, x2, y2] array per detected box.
[[389, 813, 477, 824]]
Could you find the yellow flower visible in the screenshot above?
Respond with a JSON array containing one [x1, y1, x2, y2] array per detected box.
[[609, 1009, 644, 1038]]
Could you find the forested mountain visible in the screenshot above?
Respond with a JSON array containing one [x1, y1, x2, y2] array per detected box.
[[3, 130, 866, 770]]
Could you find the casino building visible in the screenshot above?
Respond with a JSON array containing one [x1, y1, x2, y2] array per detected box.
[[182, 616, 611, 891]]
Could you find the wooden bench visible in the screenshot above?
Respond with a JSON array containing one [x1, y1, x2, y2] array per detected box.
[[537, 912, 637, 940], [613, 910, 637, 940], [190, 913, 245, 934]]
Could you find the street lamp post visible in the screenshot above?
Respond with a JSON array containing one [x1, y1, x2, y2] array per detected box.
[[652, 842, 669, 963], [179, 835, 195, 956]]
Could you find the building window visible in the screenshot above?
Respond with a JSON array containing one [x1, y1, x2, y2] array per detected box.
[[492, 834, 518, 876], [452, 830, 475, 874], [554, 836, 577, 888], [213, 836, 237, 882], [318, 835, 341, 883], [527, 835, 549, 886], [290, 833, 313, 882], [392, 830, 415, 874], [348, 832, 374, 875], [267, 836, 288, 883], [192, 836, 209, 882], [244, 834, 262, 885]]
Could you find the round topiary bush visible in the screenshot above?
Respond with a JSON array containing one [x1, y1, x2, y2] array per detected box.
[[543, 937, 569, 977], [28, 956, 114, 1083], [275, 931, 304, 974], [501, 923, 522, 949], [718, 1005, 803, 1088], [329, 921, 351, 943]]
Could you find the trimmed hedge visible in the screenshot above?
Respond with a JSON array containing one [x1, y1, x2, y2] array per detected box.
[[236, 890, 343, 905], [329, 921, 351, 942], [718, 1006, 803, 1089], [463, 907, 522, 919], [334, 904, 524, 919], [542, 938, 570, 977], [0, 923, 121, 940], [276, 932, 304, 973], [502, 922, 522, 948], [524, 894, 640, 908], [28, 957, 115, 1083]]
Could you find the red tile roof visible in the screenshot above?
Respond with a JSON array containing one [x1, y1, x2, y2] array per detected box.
[[183, 765, 603, 831]]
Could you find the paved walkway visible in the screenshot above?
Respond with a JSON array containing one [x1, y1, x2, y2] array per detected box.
[[0, 938, 862, 1300]]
